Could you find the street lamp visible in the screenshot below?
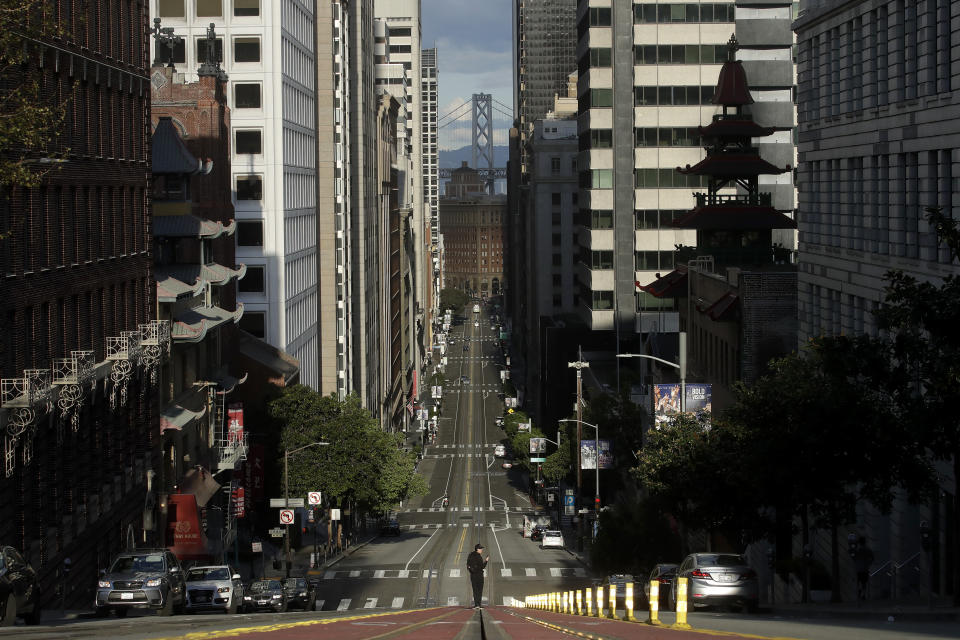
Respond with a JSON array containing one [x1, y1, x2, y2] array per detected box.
[[558, 419, 601, 510], [284, 441, 329, 577], [616, 331, 687, 411]]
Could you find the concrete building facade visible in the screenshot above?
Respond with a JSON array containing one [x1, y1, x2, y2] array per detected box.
[[150, 0, 322, 389]]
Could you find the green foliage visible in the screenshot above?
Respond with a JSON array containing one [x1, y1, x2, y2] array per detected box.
[[439, 288, 470, 315], [542, 421, 576, 483], [590, 497, 682, 577], [270, 386, 427, 515], [0, 1, 71, 189]]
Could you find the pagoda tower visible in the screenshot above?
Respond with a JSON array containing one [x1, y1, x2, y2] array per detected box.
[[673, 35, 795, 267]]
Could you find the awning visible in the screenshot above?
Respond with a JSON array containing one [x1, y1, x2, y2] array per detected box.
[[172, 304, 244, 343], [153, 215, 236, 239], [638, 269, 688, 298], [672, 206, 797, 230], [160, 402, 207, 432]]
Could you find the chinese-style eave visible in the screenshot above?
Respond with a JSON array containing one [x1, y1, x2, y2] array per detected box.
[[699, 119, 776, 139], [637, 269, 687, 298], [156, 263, 247, 302], [677, 154, 791, 177], [152, 117, 203, 175], [172, 303, 245, 343], [153, 214, 237, 239], [713, 60, 754, 106], [703, 292, 739, 321], [672, 205, 797, 230]]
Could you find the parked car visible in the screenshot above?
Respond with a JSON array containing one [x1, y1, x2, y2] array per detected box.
[[381, 520, 401, 536], [0, 546, 40, 626], [540, 530, 564, 549], [529, 525, 547, 542], [184, 565, 243, 614], [501, 460, 513, 469], [95, 549, 186, 617], [672, 553, 759, 612], [643, 563, 679, 609], [242, 579, 287, 613], [601, 574, 637, 609], [283, 577, 313, 610]]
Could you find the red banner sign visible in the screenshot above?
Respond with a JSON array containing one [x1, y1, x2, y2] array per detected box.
[[227, 404, 244, 444]]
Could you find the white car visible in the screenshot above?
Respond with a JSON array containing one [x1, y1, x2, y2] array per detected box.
[[541, 530, 564, 549], [474, 321, 479, 327], [184, 565, 243, 614], [494, 444, 506, 457]]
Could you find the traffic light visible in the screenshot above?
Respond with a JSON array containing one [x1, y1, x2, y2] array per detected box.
[[920, 521, 932, 552]]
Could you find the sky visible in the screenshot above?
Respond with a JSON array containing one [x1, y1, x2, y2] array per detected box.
[[421, 0, 514, 150]]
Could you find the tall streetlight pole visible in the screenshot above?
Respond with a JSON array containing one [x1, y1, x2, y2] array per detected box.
[[617, 331, 687, 411], [567, 347, 589, 492], [284, 441, 329, 577], [558, 419, 600, 509]]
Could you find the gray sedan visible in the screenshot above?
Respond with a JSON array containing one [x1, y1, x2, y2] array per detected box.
[[671, 553, 758, 612]]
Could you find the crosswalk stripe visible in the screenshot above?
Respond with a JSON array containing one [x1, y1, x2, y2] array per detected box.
[[422, 569, 430, 578], [550, 568, 561, 577], [349, 570, 361, 578], [447, 596, 459, 606], [337, 599, 351, 611], [323, 571, 337, 580], [392, 597, 404, 609], [373, 570, 385, 578], [574, 568, 587, 577], [363, 598, 377, 609], [449, 568, 461, 578], [398, 570, 410, 578], [500, 568, 512, 577], [314, 599, 325, 610], [526, 568, 536, 577]]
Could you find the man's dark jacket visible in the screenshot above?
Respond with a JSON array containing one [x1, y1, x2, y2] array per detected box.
[[467, 551, 487, 576]]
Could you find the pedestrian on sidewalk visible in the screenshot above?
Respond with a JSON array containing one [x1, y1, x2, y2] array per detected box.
[[854, 536, 874, 600], [466, 543, 489, 609]]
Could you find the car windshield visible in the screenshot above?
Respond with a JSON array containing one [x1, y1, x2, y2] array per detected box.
[[110, 554, 165, 573], [187, 567, 230, 582], [699, 554, 746, 567], [284, 578, 306, 588], [250, 580, 282, 592]]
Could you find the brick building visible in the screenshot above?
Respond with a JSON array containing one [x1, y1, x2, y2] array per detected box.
[[0, 1, 160, 608], [439, 164, 507, 296]]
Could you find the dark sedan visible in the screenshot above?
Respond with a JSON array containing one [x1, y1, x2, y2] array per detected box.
[[241, 580, 287, 613], [643, 563, 679, 610], [283, 577, 313, 610], [0, 546, 40, 626]]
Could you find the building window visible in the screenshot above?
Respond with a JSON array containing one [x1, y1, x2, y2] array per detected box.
[[550, 157, 561, 174], [590, 169, 613, 189], [591, 210, 613, 229], [590, 129, 613, 148], [590, 251, 614, 270], [239, 265, 265, 293], [196, 37, 223, 63], [236, 175, 263, 201], [233, 0, 259, 16], [237, 220, 263, 246], [589, 7, 612, 26], [589, 48, 612, 68], [158, 0, 185, 17], [235, 130, 262, 154], [235, 83, 261, 109], [591, 291, 614, 310], [234, 37, 261, 63], [589, 89, 613, 107], [238, 311, 265, 338], [196, 0, 222, 17], [551, 192, 562, 206]]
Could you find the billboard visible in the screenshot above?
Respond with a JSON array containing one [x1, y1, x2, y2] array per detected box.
[[653, 383, 712, 428], [227, 403, 244, 444], [529, 437, 547, 454], [580, 439, 613, 470]]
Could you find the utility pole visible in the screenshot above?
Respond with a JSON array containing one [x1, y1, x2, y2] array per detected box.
[[568, 347, 590, 493]]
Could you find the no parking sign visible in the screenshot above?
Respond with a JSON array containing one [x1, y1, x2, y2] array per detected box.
[[279, 509, 295, 525]]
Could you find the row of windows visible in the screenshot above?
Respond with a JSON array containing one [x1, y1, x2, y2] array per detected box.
[[635, 85, 718, 106], [634, 3, 736, 24], [580, 169, 708, 189], [636, 251, 676, 270], [635, 44, 730, 65], [285, 253, 317, 301], [635, 127, 703, 147], [573, 209, 690, 230], [158, 0, 259, 18], [156, 36, 261, 67]]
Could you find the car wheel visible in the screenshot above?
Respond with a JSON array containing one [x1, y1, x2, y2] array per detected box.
[[228, 597, 238, 614], [743, 600, 759, 614], [280, 601, 288, 613], [157, 595, 174, 616], [94, 606, 109, 618], [115, 607, 129, 618], [23, 600, 41, 626], [1, 594, 16, 627]]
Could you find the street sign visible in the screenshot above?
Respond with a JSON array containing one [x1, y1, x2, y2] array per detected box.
[[268, 527, 285, 538], [251, 541, 262, 553], [279, 509, 295, 524], [531, 457, 546, 463], [308, 491, 322, 505], [563, 495, 575, 507], [270, 498, 304, 508]]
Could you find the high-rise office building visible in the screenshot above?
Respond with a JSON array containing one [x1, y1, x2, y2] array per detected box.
[[421, 48, 439, 249], [150, 0, 321, 388], [513, 0, 578, 179]]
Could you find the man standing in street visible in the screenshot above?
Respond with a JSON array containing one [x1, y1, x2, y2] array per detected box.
[[466, 543, 489, 608]]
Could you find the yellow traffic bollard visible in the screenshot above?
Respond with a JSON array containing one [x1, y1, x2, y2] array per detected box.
[[607, 584, 617, 619], [576, 589, 582, 615], [585, 587, 593, 616], [595, 585, 603, 617], [673, 577, 692, 630], [564, 591, 570, 614], [624, 582, 637, 621], [646, 579, 662, 626]]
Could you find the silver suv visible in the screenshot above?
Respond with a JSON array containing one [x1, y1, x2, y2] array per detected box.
[[96, 550, 186, 617], [672, 553, 758, 612], [185, 565, 243, 614]]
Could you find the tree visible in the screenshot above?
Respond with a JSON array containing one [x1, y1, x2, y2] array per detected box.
[[0, 0, 70, 191], [874, 206, 960, 605], [439, 287, 470, 315], [270, 386, 427, 517], [589, 496, 682, 578]]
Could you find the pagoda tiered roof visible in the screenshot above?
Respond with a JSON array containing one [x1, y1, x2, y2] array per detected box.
[[698, 116, 777, 140], [677, 153, 790, 178], [153, 117, 204, 175], [171, 304, 245, 343], [153, 215, 237, 239]]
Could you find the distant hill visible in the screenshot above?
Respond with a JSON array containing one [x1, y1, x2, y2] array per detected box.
[[438, 145, 509, 169]]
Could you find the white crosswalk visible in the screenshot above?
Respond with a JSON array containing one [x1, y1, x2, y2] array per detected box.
[[336, 599, 351, 611], [392, 597, 405, 609], [319, 566, 586, 580], [401, 506, 527, 513], [363, 598, 377, 609]]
